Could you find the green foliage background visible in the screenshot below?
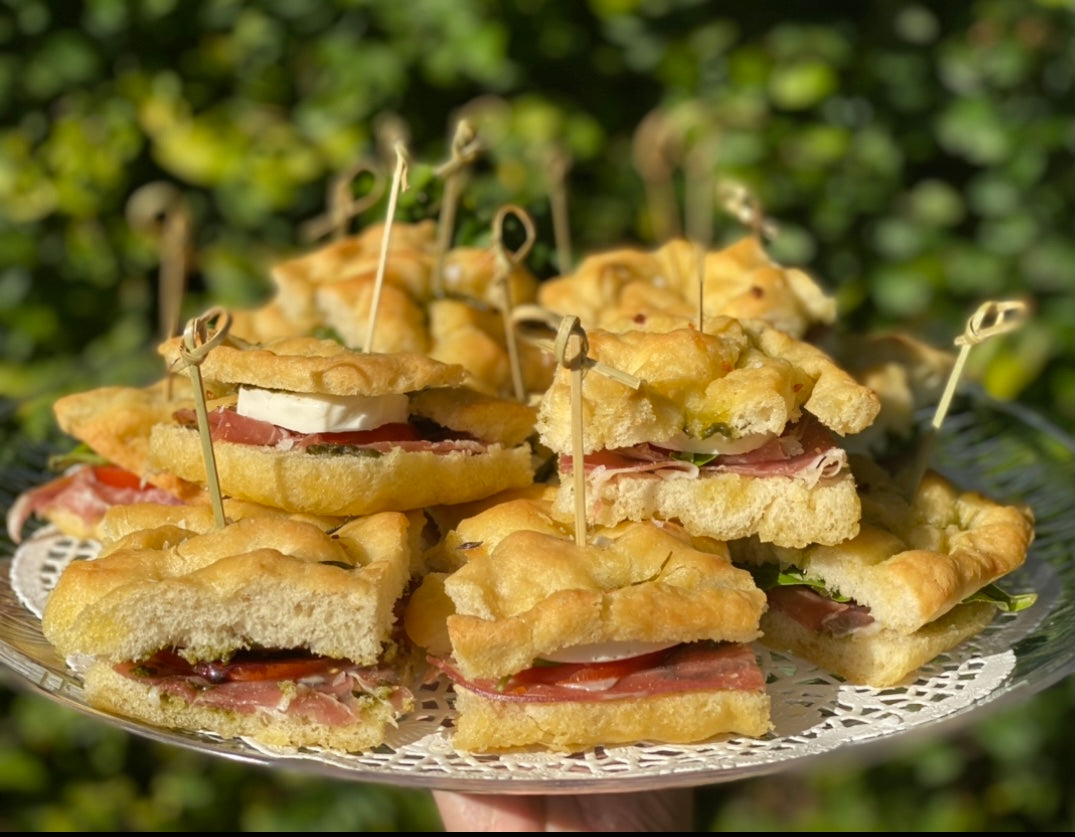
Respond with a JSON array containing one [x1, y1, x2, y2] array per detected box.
[[0, 0, 1071, 830]]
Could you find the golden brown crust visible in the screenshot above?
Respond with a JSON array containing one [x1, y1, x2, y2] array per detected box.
[[450, 685, 772, 753], [96, 499, 347, 549], [313, 275, 431, 354], [42, 513, 414, 665], [147, 423, 535, 517], [537, 236, 837, 339], [535, 320, 880, 455], [442, 521, 765, 681], [157, 334, 466, 396]]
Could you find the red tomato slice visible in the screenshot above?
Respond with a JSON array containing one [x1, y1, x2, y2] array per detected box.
[[304, 422, 422, 446], [509, 648, 671, 690], [90, 464, 145, 490], [199, 656, 337, 682]]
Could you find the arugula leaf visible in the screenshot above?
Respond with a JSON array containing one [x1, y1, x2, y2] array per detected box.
[[966, 583, 1038, 612]]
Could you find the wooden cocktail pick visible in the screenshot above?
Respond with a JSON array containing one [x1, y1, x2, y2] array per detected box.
[[685, 135, 719, 332], [716, 179, 779, 243], [491, 204, 537, 402], [513, 305, 642, 545], [170, 306, 234, 529], [125, 181, 191, 343], [632, 107, 682, 242], [545, 143, 574, 275], [364, 140, 410, 354], [905, 299, 1030, 495], [432, 118, 484, 298], [299, 160, 385, 243]]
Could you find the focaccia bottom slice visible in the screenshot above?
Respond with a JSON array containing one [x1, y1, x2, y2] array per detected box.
[[758, 600, 997, 688], [149, 423, 535, 517], [83, 660, 410, 753], [553, 470, 862, 549], [450, 687, 772, 754]]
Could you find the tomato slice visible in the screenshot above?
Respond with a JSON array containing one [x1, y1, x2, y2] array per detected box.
[[508, 648, 671, 690], [194, 656, 337, 683], [303, 422, 422, 446], [90, 464, 145, 490]]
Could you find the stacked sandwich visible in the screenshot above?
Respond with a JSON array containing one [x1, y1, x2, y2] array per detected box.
[[404, 487, 773, 753], [29, 327, 542, 753]]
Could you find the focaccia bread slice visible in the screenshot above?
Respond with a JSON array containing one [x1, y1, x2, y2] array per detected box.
[[95, 498, 347, 549], [404, 506, 772, 753], [41, 513, 421, 753], [43, 513, 417, 665], [537, 236, 837, 339], [536, 318, 879, 455], [157, 334, 466, 396], [268, 220, 438, 327], [731, 457, 1036, 634]]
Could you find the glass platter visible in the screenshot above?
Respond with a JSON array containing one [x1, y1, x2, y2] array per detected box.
[[2, 391, 1073, 794]]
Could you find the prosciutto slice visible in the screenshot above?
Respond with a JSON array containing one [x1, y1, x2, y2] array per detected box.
[[562, 414, 847, 489], [766, 586, 875, 636], [115, 649, 412, 724], [430, 641, 765, 703], [6, 464, 182, 544]]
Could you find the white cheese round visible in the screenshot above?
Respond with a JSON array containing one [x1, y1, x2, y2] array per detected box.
[[236, 387, 409, 434], [542, 640, 678, 664]]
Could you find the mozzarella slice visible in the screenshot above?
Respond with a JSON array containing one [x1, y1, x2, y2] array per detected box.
[[658, 430, 772, 456], [542, 640, 678, 664], [236, 387, 409, 434]]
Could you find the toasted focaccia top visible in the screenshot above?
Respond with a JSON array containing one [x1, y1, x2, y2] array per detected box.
[[535, 318, 881, 455], [435, 519, 766, 680], [729, 456, 1036, 634], [42, 513, 415, 666], [537, 236, 837, 339], [158, 334, 467, 396]]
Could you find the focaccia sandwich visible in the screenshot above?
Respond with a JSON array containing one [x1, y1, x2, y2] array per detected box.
[[42, 512, 421, 752], [729, 456, 1037, 687], [535, 317, 882, 548], [404, 491, 772, 753], [148, 334, 537, 517]]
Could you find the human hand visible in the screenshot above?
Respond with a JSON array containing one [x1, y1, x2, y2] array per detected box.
[[433, 787, 695, 832]]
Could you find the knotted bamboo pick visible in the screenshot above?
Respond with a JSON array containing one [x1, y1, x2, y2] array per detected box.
[[170, 306, 234, 529], [432, 119, 483, 298], [632, 107, 681, 242], [299, 160, 385, 243], [717, 179, 779, 243], [125, 181, 191, 344], [491, 204, 537, 402], [684, 136, 719, 333], [513, 305, 642, 545], [545, 143, 574, 275], [906, 299, 1030, 495], [364, 141, 410, 354]]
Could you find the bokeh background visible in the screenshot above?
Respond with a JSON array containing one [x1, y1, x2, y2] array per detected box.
[[1, 0, 1072, 830]]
